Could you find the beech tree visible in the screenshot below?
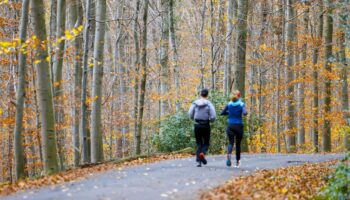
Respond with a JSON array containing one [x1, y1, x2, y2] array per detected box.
[[13, 0, 30, 180], [30, 0, 60, 174], [90, 0, 107, 163]]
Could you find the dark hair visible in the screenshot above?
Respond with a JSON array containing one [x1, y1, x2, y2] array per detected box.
[[200, 89, 209, 97]]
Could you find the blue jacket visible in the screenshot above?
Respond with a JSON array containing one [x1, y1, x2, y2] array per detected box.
[[220, 99, 247, 125]]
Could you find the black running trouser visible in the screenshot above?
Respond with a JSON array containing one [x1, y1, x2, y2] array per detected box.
[[227, 124, 243, 161], [194, 124, 210, 162]]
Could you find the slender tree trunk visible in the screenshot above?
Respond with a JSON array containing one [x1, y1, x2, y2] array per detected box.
[[209, 0, 220, 90], [312, 0, 323, 153], [322, 0, 333, 152], [339, 4, 350, 151], [7, 61, 15, 183], [297, 1, 309, 147], [13, 0, 30, 181], [233, 0, 248, 97], [30, 0, 60, 175], [136, 0, 149, 155], [53, 0, 66, 171], [80, 0, 93, 164], [69, 0, 83, 167], [49, 0, 57, 85], [284, 0, 297, 152], [133, 0, 141, 154], [257, 0, 267, 152], [275, 0, 284, 153], [169, 0, 180, 111], [224, 0, 234, 95], [210, 0, 214, 90], [90, 0, 107, 163], [116, 1, 128, 157], [212, 0, 223, 90], [276, 63, 282, 152], [199, 0, 206, 89], [160, 0, 170, 117]]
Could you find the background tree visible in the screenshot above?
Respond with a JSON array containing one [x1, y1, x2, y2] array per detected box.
[[30, 0, 60, 174], [284, 0, 297, 152], [13, 0, 30, 180], [90, 0, 107, 163]]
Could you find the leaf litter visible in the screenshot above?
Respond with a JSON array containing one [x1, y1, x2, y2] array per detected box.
[[200, 161, 337, 200]]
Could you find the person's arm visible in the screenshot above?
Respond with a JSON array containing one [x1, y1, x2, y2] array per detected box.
[[188, 103, 196, 120], [220, 104, 229, 116], [209, 103, 217, 122], [242, 104, 248, 116]]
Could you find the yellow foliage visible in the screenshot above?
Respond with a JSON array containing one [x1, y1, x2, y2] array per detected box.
[[85, 96, 99, 105], [33, 60, 41, 65], [65, 30, 74, 40], [0, 41, 14, 48], [0, 0, 9, 4]]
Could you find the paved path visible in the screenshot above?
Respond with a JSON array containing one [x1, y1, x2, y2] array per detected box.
[[1, 154, 344, 200]]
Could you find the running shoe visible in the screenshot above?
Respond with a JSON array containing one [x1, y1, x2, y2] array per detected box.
[[226, 155, 232, 167], [199, 153, 207, 165], [235, 160, 241, 168]]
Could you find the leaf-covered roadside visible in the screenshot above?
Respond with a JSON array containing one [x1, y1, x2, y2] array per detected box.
[[318, 154, 350, 200], [201, 161, 338, 200], [0, 153, 191, 197]]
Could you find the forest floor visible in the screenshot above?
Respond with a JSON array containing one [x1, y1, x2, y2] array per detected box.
[[0, 153, 343, 200]]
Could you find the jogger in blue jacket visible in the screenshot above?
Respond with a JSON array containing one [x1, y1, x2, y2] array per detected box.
[[221, 90, 247, 168]]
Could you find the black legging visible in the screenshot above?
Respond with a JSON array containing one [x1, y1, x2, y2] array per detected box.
[[226, 124, 243, 161], [194, 124, 210, 162]]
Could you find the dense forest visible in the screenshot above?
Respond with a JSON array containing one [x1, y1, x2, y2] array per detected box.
[[0, 0, 349, 183]]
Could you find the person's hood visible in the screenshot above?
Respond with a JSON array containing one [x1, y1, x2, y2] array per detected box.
[[229, 99, 244, 107], [194, 98, 210, 107]]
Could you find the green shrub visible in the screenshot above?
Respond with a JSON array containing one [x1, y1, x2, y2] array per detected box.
[[318, 153, 350, 200], [152, 111, 195, 152], [152, 90, 249, 154]]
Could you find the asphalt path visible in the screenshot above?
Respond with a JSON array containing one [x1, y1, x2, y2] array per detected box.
[[1, 153, 343, 200]]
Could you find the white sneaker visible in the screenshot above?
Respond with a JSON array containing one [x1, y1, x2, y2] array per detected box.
[[235, 160, 240, 168]]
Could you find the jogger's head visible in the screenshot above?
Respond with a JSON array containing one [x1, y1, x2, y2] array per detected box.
[[200, 89, 209, 98], [230, 90, 241, 102]]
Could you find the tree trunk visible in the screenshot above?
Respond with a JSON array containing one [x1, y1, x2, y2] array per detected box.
[[90, 0, 107, 163], [30, 0, 60, 175], [136, 0, 149, 155], [339, 4, 350, 151], [116, 1, 128, 157], [199, 0, 206, 89], [169, 0, 180, 111], [312, 0, 323, 153], [69, 0, 83, 167], [13, 0, 30, 181], [224, 0, 234, 95], [133, 0, 141, 154], [233, 0, 248, 97], [49, 0, 57, 85], [53, 0, 66, 171], [322, 0, 333, 152], [284, 0, 297, 152], [213, 0, 224, 90], [160, 0, 170, 117], [297, 1, 309, 147], [275, 0, 284, 153], [30, 61, 44, 166], [80, 0, 93, 164]]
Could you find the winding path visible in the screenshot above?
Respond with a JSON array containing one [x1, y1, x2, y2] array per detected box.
[[1, 154, 343, 200]]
